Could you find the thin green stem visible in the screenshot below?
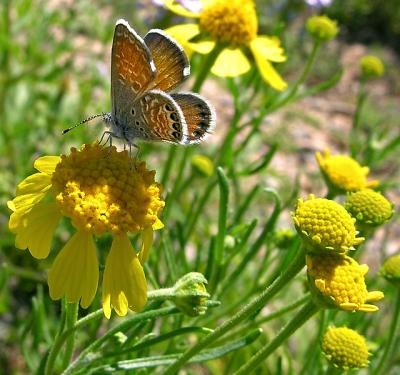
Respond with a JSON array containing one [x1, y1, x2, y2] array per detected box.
[[233, 301, 319, 374], [192, 43, 224, 93], [350, 79, 367, 157], [162, 246, 307, 375], [61, 303, 79, 370], [147, 287, 175, 300], [372, 288, 400, 375], [64, 306, 180, 375]]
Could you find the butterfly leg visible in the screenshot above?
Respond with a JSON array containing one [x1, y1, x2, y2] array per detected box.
[[98, 131, 114, 146]]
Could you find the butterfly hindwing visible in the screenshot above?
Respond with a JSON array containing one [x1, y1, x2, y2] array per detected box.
[[171, 92, 216, 144], [111, 19, 156, 116], [134, 90, 188, 144], [144, 29, 190, 92]]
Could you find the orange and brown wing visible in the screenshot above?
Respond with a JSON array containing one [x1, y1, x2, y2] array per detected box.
[[144, 29, 190, 93], [111, 19, 156, 116], [171, 92, 216, 144]]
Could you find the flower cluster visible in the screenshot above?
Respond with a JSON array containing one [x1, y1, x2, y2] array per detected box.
[[9, 144, 165, 318], [292, 195, 383, 312], [360, 55, 385, 79], [161, 0, 288, 91]]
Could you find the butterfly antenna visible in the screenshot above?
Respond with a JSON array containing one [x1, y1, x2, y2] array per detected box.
[[62, 113, 107, 135]]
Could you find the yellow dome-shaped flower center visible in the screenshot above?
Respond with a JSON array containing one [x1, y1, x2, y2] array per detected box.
[[51, 144, 164, 235], [292, 195, 363, 254], [322, 327, 370, 369], [199, 0, 258, 47]]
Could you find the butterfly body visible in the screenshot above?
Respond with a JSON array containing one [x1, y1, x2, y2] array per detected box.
[[105, 19, 215, 146]]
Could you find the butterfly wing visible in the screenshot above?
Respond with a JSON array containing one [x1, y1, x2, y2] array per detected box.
[[171, 92, 216, 144], [111, 19, 156, 119], [144, 29, 190, 92], [133, 89, 189, 144]]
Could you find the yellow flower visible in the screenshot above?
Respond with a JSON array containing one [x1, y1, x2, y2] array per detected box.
[[322, 327, 370, 369], [316, 149, 379, 193], [292, 194, 364, 254], [307, 253, 384, 312], [380, 253, 400, 286], [345, 189, 394, 227], [8, 144, 164, 318], [360, 55, 384, 79], [162, 0, 287, 91], [306, 15, 338, 41]]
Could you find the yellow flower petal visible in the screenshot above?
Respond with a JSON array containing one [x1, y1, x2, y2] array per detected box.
[[250, 36, 287, 62], [48, 231, 99, 308], [102, 234, 147, 319], [162, 0, 200, 18], [152, 217, 164, 231], [139, 226, 154, 265], [12, 191, 49, 214], [165, 23, 202, 57], [189, 40, 215, 54], [16, 173, 52, 195], [211, 48, 251, 77], [10, 202, 61, 259], [252, 48, 287, 91], [34, 156, 61, 174]]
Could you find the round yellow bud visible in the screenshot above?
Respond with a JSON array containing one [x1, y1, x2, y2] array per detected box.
[[360, 55, 384, 79], [380, 253, 400, 286], [306, 15, 338, 41]]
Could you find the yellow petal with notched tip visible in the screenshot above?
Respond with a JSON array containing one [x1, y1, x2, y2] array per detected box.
[[211, 48, 251, 77], [250, 36, 287, 62], [34, 156, 61, 174], [11, 202, 61, 259], [48, 231, 99, 308], [102, 234, 147, 319]]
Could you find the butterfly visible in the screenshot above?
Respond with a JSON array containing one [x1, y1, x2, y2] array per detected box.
[[64, 19, 216, 148]]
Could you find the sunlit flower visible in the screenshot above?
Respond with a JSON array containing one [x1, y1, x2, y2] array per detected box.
[[306, 15, 338, 41], [292, 194, 364, 254], [380, 253, 400, 286], [345, 189, 394, 228], [322, 327, 370, 369], [316, 149, 379, 193], [360, 55, 384, 79], [8, 144, 164, 318], [161, 0, 287, 91], [307, 253, 384, 312]]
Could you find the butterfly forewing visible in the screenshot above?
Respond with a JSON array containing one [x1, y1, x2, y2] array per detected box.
[[171, 93, 216, 144], [144, 29, 190, 93], [134, 90, 188, 144], [111, 20, 156, 116]]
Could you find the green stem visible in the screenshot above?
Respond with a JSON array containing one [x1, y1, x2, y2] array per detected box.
[[267, 40, 321, 112], [372, 288, 400, 375], [192, 43, 224, 93], [61, 303, 79, 370], [350, 79, 367, 157], [233, 301, 319, 374], [162, 246, 307, 375], [147, 287, 175, 300], [63, 306, 180, 375]]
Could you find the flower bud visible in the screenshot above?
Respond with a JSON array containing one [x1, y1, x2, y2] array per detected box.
[[360, 55, 384, 79], [380, 253, 400, 286], [306, 15, 338, 41]]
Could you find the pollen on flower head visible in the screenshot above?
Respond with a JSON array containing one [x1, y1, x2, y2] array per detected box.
[[345, 189, 394, 227], [292, 194, 364, 254], [322, 327, 370, 369], [306, 253, 384, 312], [316, 149, 379, 193], [199, 0, 258, 47], [51, 144, 165, 236]]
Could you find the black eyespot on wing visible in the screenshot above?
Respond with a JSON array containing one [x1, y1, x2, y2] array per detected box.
[[170, 112, 179, 121], [135, 120, 140, 126], [172, 123, 180, 131], [193, 130, 203, 138], [198, 122, 208, 130], [131, 108, 136, 115], [172, 131, 180, 139], [165, 103, 173, 111]]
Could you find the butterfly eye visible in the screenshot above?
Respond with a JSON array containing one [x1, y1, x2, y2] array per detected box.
[[164, 104, 173, 111]]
